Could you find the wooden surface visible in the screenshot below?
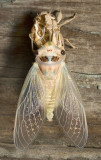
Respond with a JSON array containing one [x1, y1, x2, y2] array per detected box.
[[0, 0, 101, 159]]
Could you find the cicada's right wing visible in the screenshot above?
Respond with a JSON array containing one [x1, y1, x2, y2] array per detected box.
[[14, 64, 45, 151], [55, 63, 88, 148]]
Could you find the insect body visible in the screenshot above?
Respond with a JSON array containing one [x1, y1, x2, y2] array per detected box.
[[14, 11, 88, 151]]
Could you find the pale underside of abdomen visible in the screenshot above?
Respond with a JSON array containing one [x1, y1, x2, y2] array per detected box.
[[45, 80, 56, 121]]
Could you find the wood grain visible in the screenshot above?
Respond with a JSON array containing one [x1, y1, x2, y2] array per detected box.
[[0, 143, 101, 160], [0, 0, 101, 159]]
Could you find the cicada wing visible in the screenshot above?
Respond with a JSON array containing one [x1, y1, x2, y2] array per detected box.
[[14, 64, 45, 151], [55, 63, 88, 148]]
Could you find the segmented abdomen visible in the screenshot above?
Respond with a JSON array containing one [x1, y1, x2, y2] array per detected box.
[[45, 80, 56, 121]]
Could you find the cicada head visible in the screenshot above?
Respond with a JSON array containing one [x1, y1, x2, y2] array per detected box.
[[36, 41, 66, 80]]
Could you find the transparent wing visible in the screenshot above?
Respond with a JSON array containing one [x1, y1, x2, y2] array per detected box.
[[14, 64, 45, 151], [55, 63, 88, 148]]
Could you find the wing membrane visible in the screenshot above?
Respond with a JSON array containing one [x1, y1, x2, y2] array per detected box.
[[14, 64, 45, 151], [55, 63, 88, 148]]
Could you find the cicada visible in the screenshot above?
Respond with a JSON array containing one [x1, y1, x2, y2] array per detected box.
[[13, 11, 88, 151]]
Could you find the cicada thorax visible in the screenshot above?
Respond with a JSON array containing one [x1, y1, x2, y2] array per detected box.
[[36, 41, 65, 78], [39, 63, 60, 80]]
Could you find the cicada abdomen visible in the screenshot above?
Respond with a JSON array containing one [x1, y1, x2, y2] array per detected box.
[[14, 11, 88, 151]]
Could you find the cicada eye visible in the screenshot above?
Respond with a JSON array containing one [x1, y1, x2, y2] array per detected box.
[[61, 50, 65, 55]]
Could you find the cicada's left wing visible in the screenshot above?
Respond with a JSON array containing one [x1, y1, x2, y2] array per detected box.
[[14, 64, 45, 151], [55, 63, 88, 148]]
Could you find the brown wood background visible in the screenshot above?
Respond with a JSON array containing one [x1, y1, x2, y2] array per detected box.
[[0, 0, 101, 159]]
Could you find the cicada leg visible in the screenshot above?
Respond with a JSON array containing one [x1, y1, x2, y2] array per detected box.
[[58, 13, 77, 28], [64, 38, 76, 49]]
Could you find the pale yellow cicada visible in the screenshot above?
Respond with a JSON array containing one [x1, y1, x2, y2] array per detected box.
[[13, 11, 88, 151]]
